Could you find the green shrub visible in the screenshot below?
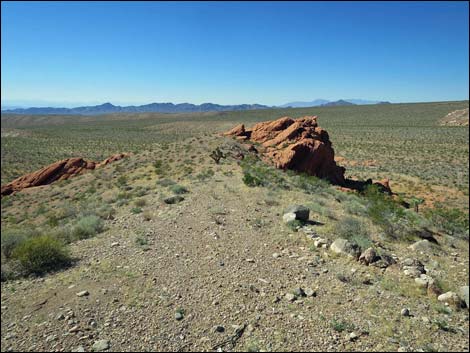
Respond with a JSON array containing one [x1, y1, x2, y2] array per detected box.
[[334, 216, 372, 250], [243, 171, 265, 187], [362, 185, 418, 239], [195, 169, 215, 181], [344, 199, 367, 216], [1, 231, 28, 259], [11, 235, 71, 275], [71, 215, 104, 240], [153, 160, 164, 174], [330, 319, 354, 332], [170, 184, 189, 194], [286, 220, 304, 232], [131, 207, 142, 214], [156, 178, 176, 187], [240, 157, 289, 189], [292, 173, 329, 194], [424, 204, 469, 237]]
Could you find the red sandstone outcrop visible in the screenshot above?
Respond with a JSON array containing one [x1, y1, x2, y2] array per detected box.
[[224, 116, 346, 185], [1, 153, 129, 197]]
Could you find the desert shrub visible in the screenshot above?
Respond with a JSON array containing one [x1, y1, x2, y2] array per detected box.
[[170, 184, 189, 194], [1, 232, 28, 259], [343, 198, 367, 216], [94, 204, 116, 220], [286, 220, 305, 232], [11, 235, 71, 275], [134, 187, 149, 197], [243, 171, 265, 187], [362, 185, 419, 239], [45, 212, 59, 227], [156, 178, 176, 187], [1, 227, 41, 259], [240, 157, 287, 189], [334, 216, 372, 250], [134, 198, 147, 207], [195, 168, 215, 181], [330, 319, 354, 332], [291, 173, 329, 194], [153, 160, 164, 174], [424, 204, 469, 238], [135, 234, 148, 246], [131, 207, 142, 214], [116, 175, 128, 187], [56, 202, 78, 220], [71, 215, 104, 240]]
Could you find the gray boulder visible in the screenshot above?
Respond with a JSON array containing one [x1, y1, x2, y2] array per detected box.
[[408, 239, 433, 253], [283, 205, 310, 222], [92, 339, 110, 352], [164, 195, 184, 204], [330, 239, 360, 259]]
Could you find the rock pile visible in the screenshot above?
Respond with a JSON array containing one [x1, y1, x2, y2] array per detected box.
[[1, 153, 129, 197]]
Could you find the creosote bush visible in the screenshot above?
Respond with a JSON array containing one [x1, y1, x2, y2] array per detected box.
[[11, 235, 71, 275]]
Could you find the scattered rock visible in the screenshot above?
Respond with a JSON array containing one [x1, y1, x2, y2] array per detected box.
[[164, 195, 184, 204], [282, 212, 297, 224], [414, 274, 433, 288], [438, 291, 464, 308], [408, 239, 433, 253], [69, 325, 80, 333], [304, 288, 316, 297], [285, 293, 296, 302], [313, 238, 328, 248], [175, 312, 184, 321], [347, 332, 359, 341], [330, 239, 360, 259], [213, 325, 225, 333], [76, 290, 89, 297], [293, 287, 306, 297], [92, 339, 110, 352], [358, 247, 378, 265], [371, 253, 396, 269], [401, 259, 425, 278], [401, 308, 410, 317]]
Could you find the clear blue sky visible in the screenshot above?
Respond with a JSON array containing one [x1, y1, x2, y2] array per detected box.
[[1, 1, 469, 107]]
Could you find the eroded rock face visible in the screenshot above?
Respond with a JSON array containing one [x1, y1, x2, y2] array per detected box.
[[224, 116, 346, 185], [1, 153, 129, 197]]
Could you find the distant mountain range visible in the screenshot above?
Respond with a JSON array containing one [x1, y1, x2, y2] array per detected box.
[[1, 102, 271, 115], [280, 99, 391, 108], [1, 99, 393, 115]]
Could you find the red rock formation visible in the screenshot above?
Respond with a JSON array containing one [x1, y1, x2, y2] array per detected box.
[[224, 116, 346, 185], [1, 153, 129, 197]]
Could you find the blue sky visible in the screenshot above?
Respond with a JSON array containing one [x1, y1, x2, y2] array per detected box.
[[1, 1, 469, 107]]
